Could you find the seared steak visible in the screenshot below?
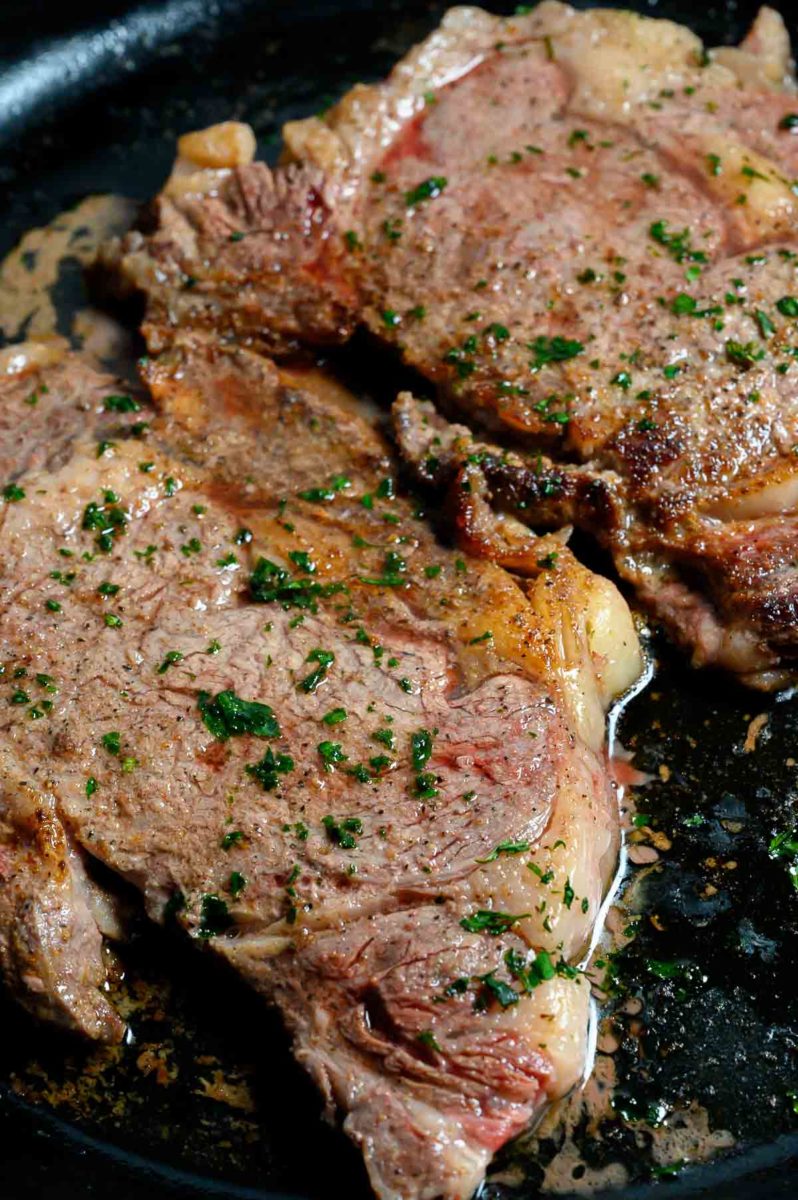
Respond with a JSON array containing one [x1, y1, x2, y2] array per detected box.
[[0, 334, 641, 1199], [0, 340, 147, 482], [105, 4, 798, 687], [0, 343, 152, 1042]]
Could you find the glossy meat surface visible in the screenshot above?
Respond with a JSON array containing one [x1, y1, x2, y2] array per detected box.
[[105, 4, 798, 685], [0, 336, 640, 1199]]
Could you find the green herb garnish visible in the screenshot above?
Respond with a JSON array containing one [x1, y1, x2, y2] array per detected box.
[[197, 689, 280, 740], [246, 747, 294, 791], [197, 893, 233, 938], [322, 814, 363, 849], [460, 910, 529, 935], [405, 176, 448, 206]]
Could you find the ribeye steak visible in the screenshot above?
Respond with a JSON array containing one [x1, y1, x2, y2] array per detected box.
[[0, 333, 641, 1200], [105, 4, 798, 687]]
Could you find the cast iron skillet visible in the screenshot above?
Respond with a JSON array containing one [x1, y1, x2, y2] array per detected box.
[[1, 2, 798, 1198]]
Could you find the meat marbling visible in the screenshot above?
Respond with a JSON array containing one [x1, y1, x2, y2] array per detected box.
[[0, 334, 641, 1199], [104, 3, 798, 687]]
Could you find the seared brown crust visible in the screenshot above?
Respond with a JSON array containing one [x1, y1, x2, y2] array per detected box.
[[394, 392, 798, 688], [0, 758, 125, 1042], [100, 161, 358, 357]]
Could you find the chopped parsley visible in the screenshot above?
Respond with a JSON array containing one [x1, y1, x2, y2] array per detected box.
[[82, 496, 128, 553], [476, 839, 530, 864], [726, 339, 764, 369], [414, 771, 439, 799], [288, 550, 316, 574], [197, 893, 233, 938], [528, 335, 584, 370], [197, 689, 280, 740], [442, 977, 469, 999], [318, 740, 347, 771], [299, 648, 335, 693], [754, 310, 776, 338], [404, 176, 447, 206], [460, 910, 529, 935], [228, 871, 247, 898], [645, 958, 691, 980], [221, 830, 245, 850], [157, 650, 183, 673], [298, 475, 350, 503], [649, 220, 708, 264], [322, 814, 363, 848], [246, 747, 294, 791], [101, 731, 121, 754], [103, 394, 141, 413], [411, 728, 434, 771], [475, 972, 518, 1009], [504, 947, 557, 990], [249, 556, 345, 610]]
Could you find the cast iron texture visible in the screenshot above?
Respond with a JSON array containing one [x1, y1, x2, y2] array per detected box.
[[1, 3, 797, 1198]]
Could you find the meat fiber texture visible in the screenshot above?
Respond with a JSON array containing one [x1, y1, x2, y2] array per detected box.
[[0, 335, 641, 1200], [104, 4, 798, 688]]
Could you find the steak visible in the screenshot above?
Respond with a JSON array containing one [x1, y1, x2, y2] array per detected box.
[[104, 3, 798, 687], [0, 343, 151, 1042], [0, 334, 641, 1199]]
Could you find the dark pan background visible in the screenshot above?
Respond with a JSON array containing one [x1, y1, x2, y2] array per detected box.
[[1, 2, 798, 1198]]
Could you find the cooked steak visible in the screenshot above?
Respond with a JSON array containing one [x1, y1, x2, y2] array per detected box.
[[0, 344, 151, 1042], [0, 340, 148, 482], [0, 334, 641, 1199], [104, 4, 798, 687]]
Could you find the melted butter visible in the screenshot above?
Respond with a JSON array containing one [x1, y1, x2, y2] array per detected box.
[[487, 657, 736, 1193], [521, 876, 734, 1193], [0, 193, 137, 372]]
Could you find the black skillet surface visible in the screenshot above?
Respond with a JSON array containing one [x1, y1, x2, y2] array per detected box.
[[2, 2, 798, 1197]]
